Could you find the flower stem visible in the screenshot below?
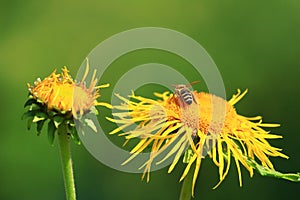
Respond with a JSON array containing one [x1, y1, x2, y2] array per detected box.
[[58, 124, 76, 200], [179, 164, 194, 200]]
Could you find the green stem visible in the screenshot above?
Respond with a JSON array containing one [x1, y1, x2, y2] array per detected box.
[[179, 164, 194, 200], [58, 124, 76, 200]]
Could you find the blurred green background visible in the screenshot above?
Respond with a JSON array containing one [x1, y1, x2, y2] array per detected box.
[[1, 0, 299, 199]]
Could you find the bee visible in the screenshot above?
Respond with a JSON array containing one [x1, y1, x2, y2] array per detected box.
[[174, 81, 199, 107], [173, 81, 200, 137]]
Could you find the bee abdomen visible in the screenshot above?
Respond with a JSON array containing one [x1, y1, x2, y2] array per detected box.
[[180, 89, 193, 105]]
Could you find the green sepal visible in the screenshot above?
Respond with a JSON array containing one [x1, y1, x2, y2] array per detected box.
[[32, 112, 48, 122], [68, 124, 80, 145], [52, 105, 68, 115], [68, 120, 75, 127], [37, 119, 47, 135], [60, 110, 68, 115], [53, 115, 65, 128], [47, 120, 56, 145], [28, 103, 42, 111], [183, 148, 194, 164], [47, 110, 57, 118], [22, 110, 38, 120], [90, 106, 99, 115], [27, 117, 33, 130], [84, 118, 97, 132], [36, 98, 44, 104], [24, 98, 37, 108]]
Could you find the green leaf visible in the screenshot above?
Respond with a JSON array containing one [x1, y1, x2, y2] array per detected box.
[[32, 112, 48, 122], [37, 120, 46, 135], [47, 120, 56, 145], [222, 148, 300, 183], [245, 156, 300, 182], [53, 115, 65, 128]]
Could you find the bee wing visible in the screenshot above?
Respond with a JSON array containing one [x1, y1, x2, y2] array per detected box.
[[191, 93, 198, 105]]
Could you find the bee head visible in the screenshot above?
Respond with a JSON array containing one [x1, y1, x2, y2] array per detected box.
[[174, 84, 187, 90], [173, 81, 199, 91]]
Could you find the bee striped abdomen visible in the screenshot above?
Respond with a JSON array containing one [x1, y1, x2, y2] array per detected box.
[[180, 89, 193, 105]]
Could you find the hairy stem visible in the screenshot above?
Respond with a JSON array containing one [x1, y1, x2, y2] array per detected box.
[[179, 164, 194, 200], [58, 124, 76, 200]]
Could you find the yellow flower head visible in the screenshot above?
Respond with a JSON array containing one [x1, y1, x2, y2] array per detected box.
[[107, 89, 288, 196], [27, 64, 109, 119], [23, 60, 109, 144]]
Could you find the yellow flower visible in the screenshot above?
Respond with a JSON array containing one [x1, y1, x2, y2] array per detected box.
[[107, 89, 288, 196], [24, 60, 109, 143], [27, 64, 109, 119]]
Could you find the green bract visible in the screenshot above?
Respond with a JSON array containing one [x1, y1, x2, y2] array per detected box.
[[22, 95, 80, 145]]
